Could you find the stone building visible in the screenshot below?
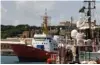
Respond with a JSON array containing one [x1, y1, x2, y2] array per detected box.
[[58, 21, 77, 38]]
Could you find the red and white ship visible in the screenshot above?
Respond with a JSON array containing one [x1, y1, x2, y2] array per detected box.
[[11, 34, 58, 62], [10, 10, 58, 62]]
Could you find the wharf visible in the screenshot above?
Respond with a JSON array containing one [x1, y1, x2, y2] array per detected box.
[[1, 49, 15, 56]]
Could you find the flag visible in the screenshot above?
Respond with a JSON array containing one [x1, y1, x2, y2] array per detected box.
[[79, 6, 85, 13]]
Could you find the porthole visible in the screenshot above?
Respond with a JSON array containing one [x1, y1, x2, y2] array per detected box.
[[49, 40, 51, 42], [54, 48, 57, 50]]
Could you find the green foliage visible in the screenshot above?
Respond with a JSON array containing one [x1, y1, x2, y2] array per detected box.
[[1, 24, 34, 39]]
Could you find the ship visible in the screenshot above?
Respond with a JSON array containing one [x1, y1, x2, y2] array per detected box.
[[54, 0, 100, 64], [71, 0, 100, 63], [10, 10, 58, 62]]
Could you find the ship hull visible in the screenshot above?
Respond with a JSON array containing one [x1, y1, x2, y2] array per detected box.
[[10, 44, 56, 62]]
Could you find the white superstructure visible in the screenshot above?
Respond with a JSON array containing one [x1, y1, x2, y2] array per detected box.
[[32, 33, 58, 52]]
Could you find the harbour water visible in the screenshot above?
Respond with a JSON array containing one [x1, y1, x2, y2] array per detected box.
[[1, 56, 46, 64]]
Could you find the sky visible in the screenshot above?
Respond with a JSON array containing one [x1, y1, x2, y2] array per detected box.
[[1, 0, 100, 26]]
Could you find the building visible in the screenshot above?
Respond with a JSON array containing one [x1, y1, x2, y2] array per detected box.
[[20, 29, 35, 38], [0, 39, 20, 56], [58, 21, 77, 38]]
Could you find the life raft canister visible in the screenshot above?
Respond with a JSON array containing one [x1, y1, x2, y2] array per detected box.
[[47, 58, 52, 64], [96, 59, 100, 64], [47, 54, 57, 64]]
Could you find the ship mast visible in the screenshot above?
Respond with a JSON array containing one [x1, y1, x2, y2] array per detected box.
[[79, 0, 96, 61], [79, 0, 96, 39], [42, 8, 49, 34], [84, 0, 96, 39]]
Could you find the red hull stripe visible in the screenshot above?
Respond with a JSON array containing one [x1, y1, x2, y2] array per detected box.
[[11, 44, 56, 62]]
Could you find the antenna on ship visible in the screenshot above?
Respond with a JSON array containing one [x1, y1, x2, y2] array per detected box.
[[70, 16, 73, 39], [45, 8, 47, 16]]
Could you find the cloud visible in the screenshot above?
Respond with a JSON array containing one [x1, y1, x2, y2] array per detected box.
[[1, 1, 100, 26], [33, 1, 55, 13], [1, 6, 7, 13], [95, 2, 100, 25], [13, 20, 20, 26], [16, 1, 27, 9], [1, 4, 7, 18], [14, 1, 56, 26], [16, 1, 56, 15]]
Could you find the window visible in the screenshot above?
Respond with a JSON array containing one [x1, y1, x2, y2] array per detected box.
[[34, 37, 46, 41], [54, 48, 57, 50], [49, 40, 51, 42], [44, 43, 46, 44]]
